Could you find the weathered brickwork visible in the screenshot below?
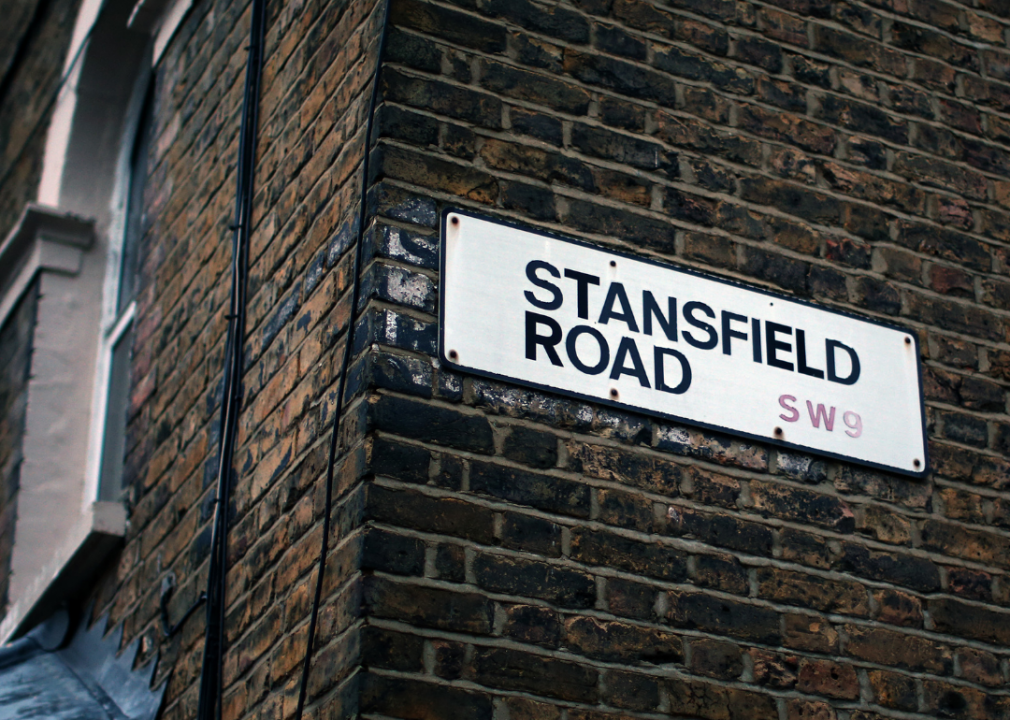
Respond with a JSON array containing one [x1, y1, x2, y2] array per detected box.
[[0, 0, 81, 239], [355, 0, 1010, 717], [0, 282, 38, 615], [85, 0, 387, 717], [67, 0, 1010, 718]]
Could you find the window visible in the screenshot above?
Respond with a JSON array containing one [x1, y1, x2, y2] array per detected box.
[[92, 84, 153, 503], [0, 0, 175, 640]]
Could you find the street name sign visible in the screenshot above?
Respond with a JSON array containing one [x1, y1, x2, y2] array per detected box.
[[439, 210, 928, 477]]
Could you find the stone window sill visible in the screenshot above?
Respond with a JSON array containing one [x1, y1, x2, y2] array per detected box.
[[0, 501, 125, 642]]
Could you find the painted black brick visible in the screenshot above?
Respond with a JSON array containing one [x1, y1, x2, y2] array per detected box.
[[370, 395, 494, 454], [469, 461, 592, 518]]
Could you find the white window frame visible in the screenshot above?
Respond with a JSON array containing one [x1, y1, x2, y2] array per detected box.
[[81, 62, 150, 510]]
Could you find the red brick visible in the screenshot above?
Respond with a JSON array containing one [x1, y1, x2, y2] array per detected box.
[[797, 658, 860, 699], [844, 625, 953, 674]]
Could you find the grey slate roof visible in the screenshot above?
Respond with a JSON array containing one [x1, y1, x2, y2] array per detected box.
[[0, 609, 164, 719]]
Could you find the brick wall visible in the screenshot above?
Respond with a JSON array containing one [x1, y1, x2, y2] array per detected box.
[[357, 0, 1010, 718], [83, 0, 1010, 718], [0, 282, 39, 615], [0, 0, 81, 239], [86, 0, 386, 717]]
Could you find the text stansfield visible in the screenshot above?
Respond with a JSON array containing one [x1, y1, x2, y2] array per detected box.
[[523, 259, 862, 395]]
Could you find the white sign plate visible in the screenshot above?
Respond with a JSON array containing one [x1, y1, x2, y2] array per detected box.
[[440, 210, 928, 477]]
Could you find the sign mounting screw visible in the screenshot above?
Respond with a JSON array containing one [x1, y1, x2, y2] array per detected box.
[[610, 260, 616, 267], [609, 388, 619, 399], [774, 427, 783, 438], [450, 215, 459, 226], [913, 459, 921, 469], [449, 349, 458, 360], [905, 337, 912, 345]]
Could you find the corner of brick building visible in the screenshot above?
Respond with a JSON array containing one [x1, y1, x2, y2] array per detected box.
[[354, 0, 1010, 717], [82, 0, 388, 715], [78, 0, 1010, 718]]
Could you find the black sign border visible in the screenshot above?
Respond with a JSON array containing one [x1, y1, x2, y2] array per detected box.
[[438, 207, 930, 479]]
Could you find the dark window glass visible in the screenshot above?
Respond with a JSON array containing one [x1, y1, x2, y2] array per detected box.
[[117, 85, 154, 315], [99, 85, 153, 501], [98, 324, 133, 501]]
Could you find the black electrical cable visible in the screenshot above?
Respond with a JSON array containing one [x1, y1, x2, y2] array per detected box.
[[195, 0, 266, 715], [293, 1, 390, 717]]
